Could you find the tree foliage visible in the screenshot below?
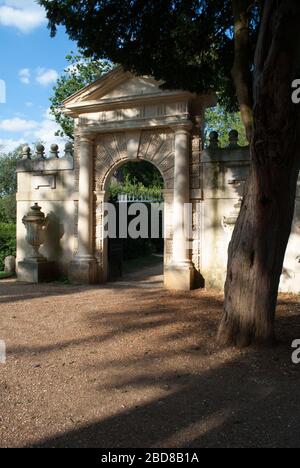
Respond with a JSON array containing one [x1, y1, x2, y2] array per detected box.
[[0, 147, 21, 268], [40, 0, 261, 111], [119, 161, 164, 187], [0, 146, 22, 196], [50, 51, 112, 138], [0, 195, 17, 224], [109, 177, 163, 202], [109, 161, 163, 200], [0, 146, 22, 224], [0, 223, 16, 271], [205, 104, 247, 147]]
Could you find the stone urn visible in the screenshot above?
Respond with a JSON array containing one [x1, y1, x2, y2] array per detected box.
[[22, 203, 48, 262]]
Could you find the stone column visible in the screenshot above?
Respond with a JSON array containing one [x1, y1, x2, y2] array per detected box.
[[165, 124, 195, 291], [162, 189, 174, 268], [69, 135, 98, 284]]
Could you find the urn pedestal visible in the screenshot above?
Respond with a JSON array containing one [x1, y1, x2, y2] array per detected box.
[[18, 261, 57, 283], [18, 203, 56, 283], [164, 261, 196, 291]]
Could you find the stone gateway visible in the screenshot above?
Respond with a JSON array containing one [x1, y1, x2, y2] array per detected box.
[[16, 68, 300, 292]]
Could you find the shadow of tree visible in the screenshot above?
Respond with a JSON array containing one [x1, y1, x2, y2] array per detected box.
[[28, 345, 300, 448], [0, 281, 299, 448]]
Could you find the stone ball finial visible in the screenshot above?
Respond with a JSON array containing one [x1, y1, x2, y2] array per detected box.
[[209, 131, 219, 148], [64, 141, 73, 158], [36, 144, 45, 160], [22, 144, 31, 160], [50, 144, 59, 159], [229, 129, 239, 147]]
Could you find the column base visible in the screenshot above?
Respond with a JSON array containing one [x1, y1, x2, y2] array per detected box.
[[68, 256, 98, 285], [18, 260, 57, 283], [164, 261, 195, 291]]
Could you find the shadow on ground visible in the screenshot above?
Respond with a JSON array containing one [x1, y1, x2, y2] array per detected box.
[[0, 279, 299, 448], [30, 351, 300, 449]]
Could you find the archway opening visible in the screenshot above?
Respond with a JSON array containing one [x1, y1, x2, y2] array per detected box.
[[105, 159, 165, 285]]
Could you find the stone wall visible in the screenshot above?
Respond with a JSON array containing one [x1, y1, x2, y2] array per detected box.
[[16, 143, 77, 277], [201, 131, 300, 293], [16, 131, 300, 292]]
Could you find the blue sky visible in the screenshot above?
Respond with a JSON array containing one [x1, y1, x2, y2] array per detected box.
[[0, 0, 78, 153]]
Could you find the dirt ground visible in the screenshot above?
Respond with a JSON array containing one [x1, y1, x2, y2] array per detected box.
[[0, 270, 300, 448]]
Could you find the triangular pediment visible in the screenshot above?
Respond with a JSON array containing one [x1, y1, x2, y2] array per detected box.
[[62, 67, 215, 117], [63, 67, 165, 106], [97, 76, 164, 100]]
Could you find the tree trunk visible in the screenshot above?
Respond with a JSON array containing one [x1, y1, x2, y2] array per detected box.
[[231, 0, 254, 142], [218, 0, 300, 347]]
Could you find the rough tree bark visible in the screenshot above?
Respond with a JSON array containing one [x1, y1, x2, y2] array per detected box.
[[231, 0, 254, 142], [218, 0, 300, 347]]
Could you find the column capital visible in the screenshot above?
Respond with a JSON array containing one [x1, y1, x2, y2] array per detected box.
[[162, 188, 174, 202], [78, 133, 95, 143], [95, 190, 106, 202], [171, 121, 193, 135]]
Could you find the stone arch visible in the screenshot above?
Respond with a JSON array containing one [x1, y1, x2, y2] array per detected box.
[[93, 129, 175, 281], [94, 129, 175, 192], [101, 156, 166, 195]]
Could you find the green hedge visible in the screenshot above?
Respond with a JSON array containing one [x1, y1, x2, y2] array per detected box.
[[0, 223, 16, 271], [109, 178, 162, 202]]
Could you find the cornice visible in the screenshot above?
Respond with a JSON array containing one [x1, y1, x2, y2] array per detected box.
[[77, 117, 194, 135], [63, 91, 200, 117]]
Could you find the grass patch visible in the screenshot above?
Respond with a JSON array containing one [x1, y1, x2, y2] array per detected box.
[[0, 271, 14, 280]]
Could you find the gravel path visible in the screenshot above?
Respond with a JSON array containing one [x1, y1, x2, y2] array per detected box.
[[0, 276, 299, 448]]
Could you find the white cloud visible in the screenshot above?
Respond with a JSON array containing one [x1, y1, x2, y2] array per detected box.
[[0, 109, 67, 153], [4, 0, 39, 6], [65, 60, 85, 76], [0, 137, 25, 153], [36, 68, 59, 87], [19, 68, 31, 85], [31, 109, 67, 150], [32, 109, 60, 141], [0, 117, 38, 132], [0, 1, 46, 33], [25, 101, 34, 107], [18, 67, 60, 87]]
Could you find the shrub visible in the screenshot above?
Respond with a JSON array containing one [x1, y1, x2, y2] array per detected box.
[[0, 195, 16, 223], [109, 176, 163, 202], [0, 223, 16, 271]]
